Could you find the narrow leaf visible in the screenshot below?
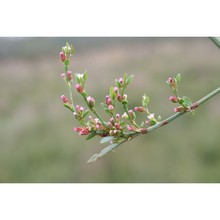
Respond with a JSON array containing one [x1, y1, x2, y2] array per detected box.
[[176, 73, 181, 83], [87, 143, 118, 163], [123, 73, 127, 83], [82, 110, 90, 118], [182, 96, 192, 107], [115, 79, 120, 88], [83, 70, 88, 81], [87, 140, 126, 163], [75, 73, 80, 84], [100, 136, 114, 144], [87, 154, 99, 163], [127, 74, 134, 85], [142, 94, 150, 107], [85, 131, 96, 140], [109, 86, 116, 99], [104, 108, 110, 114], [157, 115, 162, 122]]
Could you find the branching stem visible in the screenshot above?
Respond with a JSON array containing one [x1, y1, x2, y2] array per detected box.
[[144, 87, 219, 134]]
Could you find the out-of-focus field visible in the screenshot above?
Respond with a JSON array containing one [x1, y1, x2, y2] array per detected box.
[[0, 37, 219, 182]]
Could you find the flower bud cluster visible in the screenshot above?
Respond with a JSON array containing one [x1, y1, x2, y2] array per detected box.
[[167, 74, 194, 114], [60, 43, 191, 155], [74, 127, 90, 135]]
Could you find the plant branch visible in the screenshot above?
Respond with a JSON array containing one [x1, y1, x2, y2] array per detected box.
[[209, 37, 220, 49], [147, 87, 220, 133], [88, 87, 220, 162]]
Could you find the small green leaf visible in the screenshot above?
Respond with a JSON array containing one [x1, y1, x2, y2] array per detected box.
[[115, 79, 120, 88], [75, 73, 80, 84], [104, 108, 110, 114], [109, 86, 116, 99], [87, 141, 126, 163], [123, 73, 127, 83], [120, 121, 125, 127], [83, 70, 88, 81], [86, 131, 96, 140], [157, 115, 162, 121], [122, 100, 128, 105], [100, 136, 114, 144], [87, 154, 99, 163], [179, 98, 184, 105], [64, 103, 74, 112], [82, 110, 90, 118], [150, 120, 156, 126], [126, 74, 134, 85], [182, 96, 192, 107], [140, 122, 145, 127], [64, 59, 69, 65], [142, 94, 150, 107], [175, 73, 181, 83]]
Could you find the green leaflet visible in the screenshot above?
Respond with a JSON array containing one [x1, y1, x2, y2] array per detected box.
[[87, 142, 125, 163], [82, 110, 90, 118], [85, 131, 96, 140], [100, 136, 114, 144], [126, 74, 134, 85], [142, 94, 150, 107], [175, 73, 181, 83], [109, 86, 116, 99], [182, 96, 192, 107]]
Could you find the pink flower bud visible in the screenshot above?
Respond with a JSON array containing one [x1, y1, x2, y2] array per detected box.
[[174, 106, 185, 112], [110, 117, 114, 124], [79, 128, 90, 135], [60, 52, 66, 62], [61, 95, 69, 103], [106, 97, 112, 106], [134, 106, 145, 113], [168, 77, 176, 87], [87, 96, 95, 108], [116, 113, 120, 119], [127, 125, 136, 131], [76, 105, 80, 112], [114, 87, 118, 93], [169, 96, 178, 103], [67, 70, 72, 80], [122, 112, 128, 119], [119, 77, 123, 84], [117, 94, 123, 102], [94, 118, 99, 124], [80, 106, 84, 111], [60, 73, 65, 78], [145, 120, 151, 125], [108, 105, 114, 111], [168, 77, 173, 83], [76, 84, 84, 93], [129, 110, 134, 118], [115, 123, 121, 130], [74, 127, 82, 132], [108, 122, 113, 128], [74, 127, 90, 135]]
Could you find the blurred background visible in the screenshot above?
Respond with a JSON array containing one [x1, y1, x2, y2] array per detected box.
[[0, 37, 219, 182]]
